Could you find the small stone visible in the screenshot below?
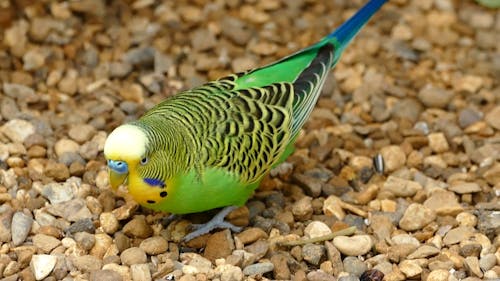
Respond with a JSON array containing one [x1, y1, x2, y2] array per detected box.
[[242, 262, 274, 276], [456, 212, 477, 227], [459, 243, 482, 257], [190, 28, 217, 51], [74, 232, 95, 251], [427, 133, 449, 153], [448, 182, 481, 194], [479, 254, 496, 272], [380, 145, 406, 172], [304, 221, 332, 239], [426, 269, 449, 281], [90, 233, 113, 259], [100, 212, 120, 234], [333, 235, 373, 256], [89, 269, 123, 281], [23, 49, 46, 70], [302, 244, 325, 265], [343, 256, 367, 277], [323, 195, 345, 220], [72, 255, 103, 272], [68, 124, 96, 143], [204, 229, 235, 262], [32, 233, 61, 253], [370, 214, 394, 241], [1, 119, 35, 143], [443, 226, 475, 245], [11, 211, 33, 246], [360, 269, 385, 281], [139, 236, 168, 255], [407, 245, 440, 259], [131, 263, 151, 281], [215, 263, 244, 281], [41, 182, 74, 204], [30, 254, 57, 280], [399, 259, 422, 278], [120, 83, 144, 104], [417, 85, 454, 108], [292, 196, 313, 221], [66, 218, 95, 234], [231, 57, 257, 73], [391, 234, 420, 247], [294, 173, 323, 197], [423, 190, 463, 216], [123, 216, 153, 238], [54, 139, 80, 157], [120, 247, 147, 266], [399, 203, 436, 231], [270, 253, 290, 280], [306, 270, 336, 281], [485, 106, 500, 130], [382, 176, 423, 197], [244, 240, 269, 260], [235, 228, 268, 245], [46, 198, 92, 222], [464, 256, 483, 278]]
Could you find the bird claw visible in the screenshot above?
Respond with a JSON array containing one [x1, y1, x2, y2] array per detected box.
[[182, 206, 243, 242]]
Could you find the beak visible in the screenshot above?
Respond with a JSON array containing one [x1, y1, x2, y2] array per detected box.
[[109, 169, 128, 190]]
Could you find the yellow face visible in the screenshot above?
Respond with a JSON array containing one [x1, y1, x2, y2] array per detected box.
[[104, 124, 148, 190]]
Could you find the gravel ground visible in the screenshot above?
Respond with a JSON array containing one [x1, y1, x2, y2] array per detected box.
[[0, 0, 499, 281]]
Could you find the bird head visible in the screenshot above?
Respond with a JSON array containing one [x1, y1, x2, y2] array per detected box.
[[104, 124, 149, 190]]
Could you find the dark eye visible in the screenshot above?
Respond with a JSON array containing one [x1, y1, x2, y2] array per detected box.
[[140, 157, 148, 165]]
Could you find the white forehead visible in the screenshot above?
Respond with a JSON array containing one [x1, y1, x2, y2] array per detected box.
[[104, 124, 148, 160]]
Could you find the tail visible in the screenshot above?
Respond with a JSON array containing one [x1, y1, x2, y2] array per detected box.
[[323, 0, 388, 66], [234, 0, 387, 90]]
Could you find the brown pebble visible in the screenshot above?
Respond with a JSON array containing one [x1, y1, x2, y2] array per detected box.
[[235, 227, 268, 245], [203, 229, 235, 262], [122, 216, 152, 238]]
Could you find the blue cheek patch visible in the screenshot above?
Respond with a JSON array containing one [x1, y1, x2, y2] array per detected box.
[[144, 178, 166, 188]]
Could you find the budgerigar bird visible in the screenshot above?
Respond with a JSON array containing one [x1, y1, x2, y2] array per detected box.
[[104, 0, 387, 241]]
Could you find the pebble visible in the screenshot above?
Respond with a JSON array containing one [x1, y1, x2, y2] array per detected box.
[[203, 229, 235, 262], [399, 259, 422, 278], [382, 176, 422, 197], [54, 139, 80, 157], [456, 212, 477, 227], [131, 263, 152, 281], [244, 240, 269, 261], [333, 235, 373, 256], [235, 227, 268, 245], [407, 245, 440, 259], [443, 226, 475, 245], [72, 254, 103, 272], [89, 269, 124, 281], [399, 203, 436, 231], [68, 124, 96, 143], [485, 106, 500, 130], [417, 85, 454, 108], [426, 269, 449, 281], [41, 182, 74, 204], [479, 254, 496, 272], [343, 256, 367, 277], [100, 212, 120, 234], [464, 256, 483, 278], [423, 190, 463, 216], [11, 211, 33, 246], [306, 270, 336, 281], [292, 196, 313, 221], [323, 195, 346, 220], [74, 231, 95, 251], [242, 262, 274, 276], [120, 247, 147, 266], [302, 244, 325, 265], [270, 253, 290, 280], [379, 146, 406, 172], [448, 182, 481, 194], [122, 216, 153, 238], [139, 236, 168, 255], [30, 254, 57, 280], [32, 233, 61, 253], [304, 221, 332, 239], [1, 119, 35, 143]]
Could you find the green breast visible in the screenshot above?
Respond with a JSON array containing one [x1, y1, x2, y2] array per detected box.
[[157, 167, 259, 214]]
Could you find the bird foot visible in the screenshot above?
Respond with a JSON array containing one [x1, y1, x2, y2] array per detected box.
[[161, 213, 181, 227], [182, 206, 243, 242]]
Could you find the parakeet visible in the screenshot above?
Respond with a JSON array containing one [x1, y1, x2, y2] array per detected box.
[[104, 0, 387, 240]]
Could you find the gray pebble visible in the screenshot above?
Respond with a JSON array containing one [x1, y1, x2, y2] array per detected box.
[[242, 262, 274, 276], [11, 211, 33, 246], [343, 256, 367, 277]]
